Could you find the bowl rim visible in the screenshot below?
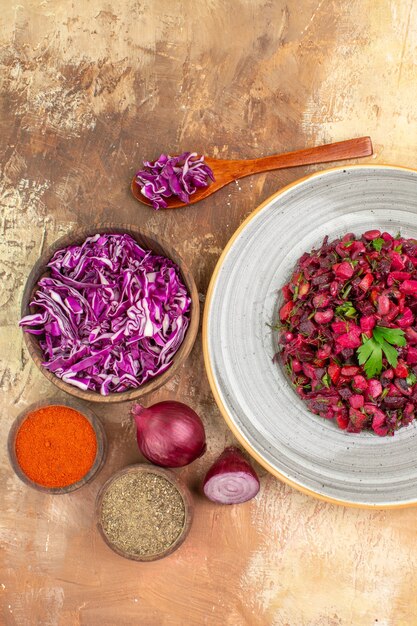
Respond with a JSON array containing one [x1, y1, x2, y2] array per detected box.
[[203, 163, 417, 510], [20, 224, 200, 403], [8, 398, 107, 494], [95, 463, 194, 561]]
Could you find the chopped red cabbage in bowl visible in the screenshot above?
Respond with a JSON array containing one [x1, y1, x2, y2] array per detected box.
[[277, 230, 417, 436], [135, 152, 215, 209], [20, 233, 192, 396]]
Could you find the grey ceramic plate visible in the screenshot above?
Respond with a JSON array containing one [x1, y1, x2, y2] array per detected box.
[[203, 165, 417, 508]]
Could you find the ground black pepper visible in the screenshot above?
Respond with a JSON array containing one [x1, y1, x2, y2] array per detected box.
[[100, 471, 185, 557]]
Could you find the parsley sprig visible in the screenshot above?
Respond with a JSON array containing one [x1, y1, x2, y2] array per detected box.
[[357, 326, 406, 378], [335, 301, 357, 319]]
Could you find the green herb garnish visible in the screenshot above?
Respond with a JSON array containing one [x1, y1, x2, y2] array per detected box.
[[342, 240, 354, 248], [372, 238, 385, 252], [341, 284, 352, 300], [407, 372, 417, 386], [322, 372, 331, 388], [335, 301, 357, 319], [357, 326, 406, 378], [381, 387, 389, 399], [394, 244, 403, 253]]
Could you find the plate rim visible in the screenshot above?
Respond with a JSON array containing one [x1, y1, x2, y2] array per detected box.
[[203, 163, 417, 509]]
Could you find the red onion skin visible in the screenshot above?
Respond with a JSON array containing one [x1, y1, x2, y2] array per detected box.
[[203, 446, 260, 503], [132, 401, 206, 468]]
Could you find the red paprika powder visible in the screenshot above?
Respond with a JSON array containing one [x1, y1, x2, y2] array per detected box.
[[15, 405, 97, 488]]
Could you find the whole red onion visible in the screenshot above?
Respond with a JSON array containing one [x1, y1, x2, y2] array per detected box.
[[132, 401, 206, 467]]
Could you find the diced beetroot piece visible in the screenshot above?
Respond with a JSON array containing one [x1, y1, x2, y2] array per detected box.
[[377, 295, 390, 315], [381, 368, 394, 382], [387, 271, 411, 286], [292, 359, 303, 373], [387, 383, 402, 397], [312, 293, 330, 309], [390, 252, 406, 270], [317, 345, 332, 360], [291, 272, 302, 286], [409, 257, 417, 267], [367, 379, 382, 398], [349, 394, 364, 409], [341, 366, 360, 377], [330, 281, 339, 297], [302, 363, 316, 379], [363, 230, 381, 241], [400, 280, 417, 294], [405, 328, 417, 344], [398, 295, 406, 313], [358, 273, 374, 292], [282, 284, 292, 301], [394, 361, 408, 378], [407, 347, 417, 365], [280, 331, 294, 345], [342, 233, 355, 242], [357, 259, 371, 272], [332, 321, 349, 334], [371, 409, 389, 436], [314, 309, 334, 324], [382, 232, 394, 242], [396, 307, 414, 328], [336, 243, 348, 257], [384, 304, 400, 323], [338, 375, 351, 385], [363, 403, 377, 415], [353, 375, 368, 391], [360, 315, 376, 332], [298, 281, 310, 298], [349, 408, 367, 429], [279, 301, 294, 321], [394, 378, 412, 396], [336, 332, 361, 349], [332, 261, 354, 279], [351, 241, 366, 258], [369, 289, 379, 305], [327, 363, 341, 384], [373, 423, 389, 436], [322, 409, 334, 420], [336, 413, 349, 430]]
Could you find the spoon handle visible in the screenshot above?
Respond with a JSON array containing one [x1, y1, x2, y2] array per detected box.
[[225, 137, 373, 179]]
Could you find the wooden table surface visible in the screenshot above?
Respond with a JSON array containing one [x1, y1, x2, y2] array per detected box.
[[1, 1, 417, 624]]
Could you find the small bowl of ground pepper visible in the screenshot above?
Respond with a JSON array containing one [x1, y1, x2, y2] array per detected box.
[[8, 400, 107, 494], [95, 464, 193, 561]]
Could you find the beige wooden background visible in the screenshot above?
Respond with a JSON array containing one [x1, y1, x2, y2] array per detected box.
[[1, 1, 417, 624]]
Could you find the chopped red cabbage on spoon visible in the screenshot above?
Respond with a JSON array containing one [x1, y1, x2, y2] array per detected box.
[[277, 230, 417, 436], [135, 152, 215, 209], [19, 233, 191, 395]]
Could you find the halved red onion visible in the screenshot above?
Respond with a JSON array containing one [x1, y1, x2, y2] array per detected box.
[[203, 446, 260, 504]]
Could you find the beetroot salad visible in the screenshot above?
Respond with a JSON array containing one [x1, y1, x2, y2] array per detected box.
[[277, 230, 417, 436]]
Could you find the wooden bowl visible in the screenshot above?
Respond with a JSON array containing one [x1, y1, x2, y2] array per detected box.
[[21, 224, 199, 403], [95, 464, 194, 561], [8, 398, 107, 494]]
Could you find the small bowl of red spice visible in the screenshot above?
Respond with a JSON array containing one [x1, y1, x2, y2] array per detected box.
[[8, 400, 107, 494]]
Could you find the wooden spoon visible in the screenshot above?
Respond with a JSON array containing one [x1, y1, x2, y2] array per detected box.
[[131, 136, 373, 209]]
